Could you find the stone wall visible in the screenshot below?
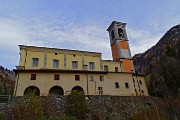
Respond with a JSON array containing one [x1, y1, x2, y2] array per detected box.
[[1, 96, 158, 120], [86, 96, 158, 120]]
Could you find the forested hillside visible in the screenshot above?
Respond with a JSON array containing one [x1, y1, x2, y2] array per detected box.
[[133, 24, 180, 97], [0, 66, 15, 95]]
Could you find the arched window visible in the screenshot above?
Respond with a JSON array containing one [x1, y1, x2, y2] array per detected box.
[[71, 86, 84, 94], [49, 86, 64, 96], [118, 28, 124, 38], [24, 86, 40, 96]]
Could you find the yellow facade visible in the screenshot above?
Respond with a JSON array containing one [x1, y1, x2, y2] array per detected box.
[[102, 60, 121, 72], [14, 45, 148, 96], [132, 75, 148, 96], [14, 21, 148, 97]]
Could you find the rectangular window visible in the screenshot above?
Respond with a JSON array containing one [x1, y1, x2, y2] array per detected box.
[[139, 80, 142, 85], [90, 75, 94, 81], [141, 90, 144, 93], [54, 74, 60, 80], [98, 87, 103, 95], [135, 89, 137, 95], [53, 59, 59, 68], [83, 64, 88, 70], [32, 58, 39, 67], [104, 65, 109, 72], [100, 76, 104, 81], [115, 67, 118, 72], [125, 83, 129, 88], [75, 75, 80, 81], [98, 87, 102, 90], [115, 82, 119, 88], [30, 74, 36, 80], [72, 61, 78, 69], [89, 62, 95, 70]]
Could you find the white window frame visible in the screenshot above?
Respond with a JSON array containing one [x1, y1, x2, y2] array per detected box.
[[32, 58, 39, 67], [53, 59, 59, 68], [98, 87, 103, 95], [72, 61, 78, 69], [104, 65, 109, 72], [100, 76, 104, 81], [89, 62, 95, 70], [90, 75, 94, 81]]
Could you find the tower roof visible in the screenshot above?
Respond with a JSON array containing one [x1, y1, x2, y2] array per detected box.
[[107, 21, 126, 31]]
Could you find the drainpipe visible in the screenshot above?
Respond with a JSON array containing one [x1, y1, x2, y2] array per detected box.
[[94, 80, 96, 95], [86, 73, 89, 95], [83, 65, 89, 95]]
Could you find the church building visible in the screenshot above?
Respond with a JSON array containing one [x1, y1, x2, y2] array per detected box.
[[13, 21, 148, 96]]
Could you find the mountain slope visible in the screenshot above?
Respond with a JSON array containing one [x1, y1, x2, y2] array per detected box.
[[0, 66, 15, 95], [133, 24, 180, 96], [133, 24, 180, 74]]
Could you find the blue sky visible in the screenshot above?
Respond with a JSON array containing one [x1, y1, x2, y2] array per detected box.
[[0, 0, 180, 69]]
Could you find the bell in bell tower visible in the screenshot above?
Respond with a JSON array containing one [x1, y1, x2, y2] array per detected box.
[[107, 21, 134, 73]]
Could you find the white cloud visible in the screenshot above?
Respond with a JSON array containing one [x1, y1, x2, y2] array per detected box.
[[21, 20, 112, 59], [149, 13, 180, 34], [127, 28, 162, 56], [0, 18, 112, 69], [0, 1, 179, 70], [0, 19, 32, 69], [0, 17, 164, 69]]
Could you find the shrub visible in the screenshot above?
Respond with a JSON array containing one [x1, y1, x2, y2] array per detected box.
[[66, 90, 89, 120], [0, 112, 5, 120], [6, 92, 59, 120], [38, 114, 76, 120]]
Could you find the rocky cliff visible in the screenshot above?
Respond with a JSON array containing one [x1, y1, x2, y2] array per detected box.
[[133, 24, 180, 74], [133, 24, 180, 96]]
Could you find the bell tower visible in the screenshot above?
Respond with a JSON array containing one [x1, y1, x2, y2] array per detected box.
[[107, 21, 134, 73]]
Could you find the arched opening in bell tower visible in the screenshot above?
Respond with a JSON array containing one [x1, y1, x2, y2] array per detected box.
[[118, 28, 124, 38], [111, 30, 115, 40]]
